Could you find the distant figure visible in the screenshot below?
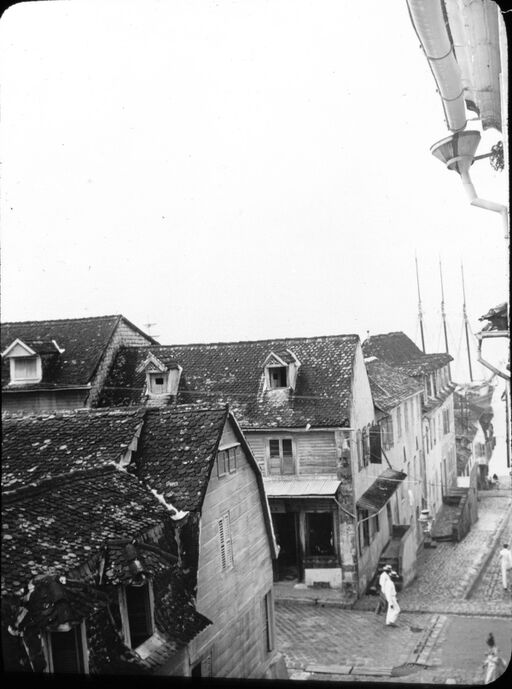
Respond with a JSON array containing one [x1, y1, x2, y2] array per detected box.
[[375, 565, 391, 615], [498, 544, 512, 590], [381, 566, 400, 627], [483, 633, 507, 684]]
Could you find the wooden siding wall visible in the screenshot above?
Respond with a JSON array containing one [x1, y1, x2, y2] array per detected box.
[[1, 389, 88, 414], [191, 418, 275, 679], [246, 431, 338, 476]]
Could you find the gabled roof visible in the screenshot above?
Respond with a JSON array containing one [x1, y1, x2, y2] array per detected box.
[[136, 406, 228, 513], [1, 466, 175, 598], [1, 315, 157, 391], [2, 408, 145, 491], [99, 334, 361, 427], [362, 332, 452, 376], [365, 358, 422, 412]]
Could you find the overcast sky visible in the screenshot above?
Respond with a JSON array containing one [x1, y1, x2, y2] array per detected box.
[[0, 0, 508, 382]]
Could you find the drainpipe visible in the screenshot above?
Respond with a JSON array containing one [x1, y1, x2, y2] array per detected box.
[[460, 169, 509, 239]]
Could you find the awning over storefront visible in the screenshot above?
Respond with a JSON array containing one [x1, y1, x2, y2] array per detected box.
[[263, 478, 341, 498], [356, 468, 406, 515]]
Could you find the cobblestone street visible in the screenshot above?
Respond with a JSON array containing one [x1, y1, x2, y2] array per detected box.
[[275, 492, 512, 683]]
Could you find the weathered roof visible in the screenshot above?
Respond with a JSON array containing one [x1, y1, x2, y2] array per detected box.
[[136, 406, 229, 512], [362, 332, 452, 376], [1, 315, 156, 391], [263, 478, 341, 497], [2, 408, 145, 491], [365, 358, 422, 412], [1, 466, 173, 598], [99, 334, 361, 428], [356, 468, 407, 514]]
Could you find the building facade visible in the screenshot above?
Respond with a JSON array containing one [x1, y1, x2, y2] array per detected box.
[[99, 334, 410, 597]]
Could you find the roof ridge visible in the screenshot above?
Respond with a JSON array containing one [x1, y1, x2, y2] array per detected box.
[[117, 333, 360, 348], [1, 314, 123, 326]]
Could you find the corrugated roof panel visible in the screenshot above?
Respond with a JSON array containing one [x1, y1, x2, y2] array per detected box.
[[263, 478, 341, 497]]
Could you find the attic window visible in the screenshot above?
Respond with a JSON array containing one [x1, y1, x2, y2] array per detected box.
[[148, 372, 168, 394], [13, 357, 39, 381], [268, 366, 288, 389]]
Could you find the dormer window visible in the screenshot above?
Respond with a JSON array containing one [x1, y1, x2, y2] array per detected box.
[[137, 352, 182, 400], [263, 349, 301, 392], [1, 338, 47, 385], [268, 366, 288, 389], [149, 372, 168, 395], [13, 356, 39, 381]]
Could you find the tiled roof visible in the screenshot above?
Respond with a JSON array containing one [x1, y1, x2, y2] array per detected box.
[[136, 407, 228, 512], [99, 334, 360, 427], [1, 466, 173, 598], [362, 332, 452, 375], [365, 358, 422, 411], [1, 315, 156, 390], [2, 408, 145, 491]]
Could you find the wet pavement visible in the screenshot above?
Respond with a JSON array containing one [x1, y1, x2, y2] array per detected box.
[[274, 489, 512, 683]]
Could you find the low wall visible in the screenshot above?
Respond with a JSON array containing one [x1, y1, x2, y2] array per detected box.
[[398, 525, 417, 588]]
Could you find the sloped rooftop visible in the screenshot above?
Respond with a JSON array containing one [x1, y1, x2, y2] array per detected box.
[[99, 334, 360, 428], [136, 406, 228, 512], [365, 358, 422, 411], [2, 408, 145, 491], [1, 315, 156, 390], [363, 332, 452, 376]]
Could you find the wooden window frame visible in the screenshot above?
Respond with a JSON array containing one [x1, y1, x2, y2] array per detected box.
[[217, 444, 239, 477], [219, 512, 234, 572], [267, 437, 295, 475], [42, 622, 88, 674], [10, 355, 42, 384], [147, 371, 169, 395], [119, 582, 155, 650], [266, 365, 289, 389]]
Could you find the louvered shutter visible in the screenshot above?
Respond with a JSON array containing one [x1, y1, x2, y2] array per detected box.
[[282, 439, 294, 474], [219, 517, 226, 570]]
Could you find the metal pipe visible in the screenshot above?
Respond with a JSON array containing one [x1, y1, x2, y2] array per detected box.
[[460, 169, 509, 239]]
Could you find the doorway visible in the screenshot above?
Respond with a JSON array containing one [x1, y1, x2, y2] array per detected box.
[[272, 512, 300, 581]]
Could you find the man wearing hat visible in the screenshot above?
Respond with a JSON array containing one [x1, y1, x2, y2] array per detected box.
[[380, 565, 400, 627]]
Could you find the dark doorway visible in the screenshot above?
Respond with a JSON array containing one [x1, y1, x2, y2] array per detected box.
[[273, 512, 300, 581]]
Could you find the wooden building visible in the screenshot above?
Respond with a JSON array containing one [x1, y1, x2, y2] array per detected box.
[[1, 405, 279, 679], [99, 334, 411, 597], [1, 315, 156, 414]]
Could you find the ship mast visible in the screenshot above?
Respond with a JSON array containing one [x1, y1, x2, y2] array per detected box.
[[461, 263, 474, 382], [439, 258, 449, 354], [415, 254, 426, 353]]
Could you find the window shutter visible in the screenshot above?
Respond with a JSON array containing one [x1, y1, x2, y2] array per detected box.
[[369, 426, 382, 463], [219, 514, 233, 570], [219, 518, 226, 570]]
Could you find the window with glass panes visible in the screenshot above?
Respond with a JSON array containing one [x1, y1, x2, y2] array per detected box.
[[268, 438, 294, 475]]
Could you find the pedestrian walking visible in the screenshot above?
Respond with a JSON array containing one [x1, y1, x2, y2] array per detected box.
[[375, 566, 390, 615], [380, 566, 400, 627], [498, 543, 512, 590], [482, 633, 507, 684]]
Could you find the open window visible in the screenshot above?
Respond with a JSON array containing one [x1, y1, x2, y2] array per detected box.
[[306, 512, 335, 557], [44, 623, 88, 674], [267, 366, 288, 388], [119, 582, 154, 649]]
